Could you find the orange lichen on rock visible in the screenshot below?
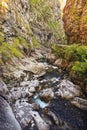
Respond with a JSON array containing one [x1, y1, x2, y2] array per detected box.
[[63, 0, 87, 44]]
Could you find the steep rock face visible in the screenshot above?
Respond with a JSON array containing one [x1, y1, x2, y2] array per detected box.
[[0, 0, 65, 64], [0, 0, 31, 40], [0, 0, 65, 45], [63, 0, 87, 44], [29, 0, 65, 45]]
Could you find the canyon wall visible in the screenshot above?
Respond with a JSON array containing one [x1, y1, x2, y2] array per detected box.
[[0, 0, 65, 64], [0, 0, 65, 45], [63, 0, 87, 44]]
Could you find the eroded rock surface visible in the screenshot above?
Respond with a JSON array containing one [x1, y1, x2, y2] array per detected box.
[[0, 79, 8, 99], [63, 0, 87, 44], [0, 96, 22, 130], [56, 80, 82, 99], [39, 88, 54, 102]]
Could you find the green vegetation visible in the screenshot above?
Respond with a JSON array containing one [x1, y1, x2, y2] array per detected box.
[[30, 0, 52, 22], [29, 0, 64, 44], [0, 36, 30, 64], [72, 61, 87, 75], [49, 20, 63, 39], [52, 44, 87, 76], [82, 15, 87, 23], [32, 36, 40, 48], [30, 0, 40, 5]]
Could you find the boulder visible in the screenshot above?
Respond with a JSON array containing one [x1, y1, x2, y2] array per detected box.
[[0, 79, 9, 99], [56, 80, 82, 99], [0, 96, 22, 130], [13, 100, 33, 129], [30, 111, 50, 130], [54, 58, 68, 68], [39, 88, 54, 102], [71, 97, 87, 111], [10, 87, 33, 101], [46, 53, 56, 63]]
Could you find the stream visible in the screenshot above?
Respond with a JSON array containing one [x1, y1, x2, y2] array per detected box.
[[34, 68, 87, 130], [1, 54, 87, 130]]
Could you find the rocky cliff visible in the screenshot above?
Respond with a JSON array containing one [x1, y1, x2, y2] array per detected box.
[[63, 0, 87, 44], [0, 0, 65, 64]]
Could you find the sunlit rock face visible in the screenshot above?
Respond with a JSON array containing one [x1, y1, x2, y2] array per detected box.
[[0, 0, 65, 45], [29, 0, 66, 45], [63, 0, 87, 44], [0, 0, 30, 40]]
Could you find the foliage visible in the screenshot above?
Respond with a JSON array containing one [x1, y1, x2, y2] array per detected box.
[[52, 43, 87, 76], [0, 36, 30, 64], [48, 20, 62, 39], [29, 0, 64, 44], [32, 36, 39, 48], [30, 0, 40, 5], [52, 44, 65, 58], [72, 61, 87, 75], [64, 44, 87, 62], [0, 35, 4, 44]]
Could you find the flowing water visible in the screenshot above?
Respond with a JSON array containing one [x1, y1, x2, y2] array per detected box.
[[34, 67, 87, 130], [2, 58, 87, 130]]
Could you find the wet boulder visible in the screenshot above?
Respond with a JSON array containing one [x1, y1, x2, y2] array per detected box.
[[39, 88, 54, 102]]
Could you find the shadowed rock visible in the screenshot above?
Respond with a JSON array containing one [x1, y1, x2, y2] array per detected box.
[[71, 97, 87, 111], [0, 96, 22, 130]]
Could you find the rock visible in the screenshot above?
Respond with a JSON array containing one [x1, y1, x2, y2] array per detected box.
[[28, 86, 35, 93], [56, 80, 82, 99], [46, 53, 56, 63], [54, 58, 63, 66], [0, 0, 65, 43], [10, 86, 33, 101], [19, 58, 47, 75], [20, 80, 39, 93], [0, 96, 22, 130], [71, 97, 87, 111], [0, 0, 66, 69], [39, 88, 54, 102], [13, 100, 33, 129], [30, 111, 50, 130], [20, 81, 30, 87], [29, 80, 39, 88], [43, 108, 74, 130], [43, 109, 60, 125], [13, 100, 49, 129], [32, 103, 40, 110], [0, 79, 9, 99], [63, 0, 87, 44], [4, 57, 47, 79], [54, 58, 68, 68], [12, 70, 26, 79]]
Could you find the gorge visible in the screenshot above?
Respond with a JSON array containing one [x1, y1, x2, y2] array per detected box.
[[0, 0, 87, 130]]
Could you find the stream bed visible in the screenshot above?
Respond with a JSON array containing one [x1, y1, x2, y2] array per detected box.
[[3, 57, 87, 130], [37, 69, 87, 130]]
